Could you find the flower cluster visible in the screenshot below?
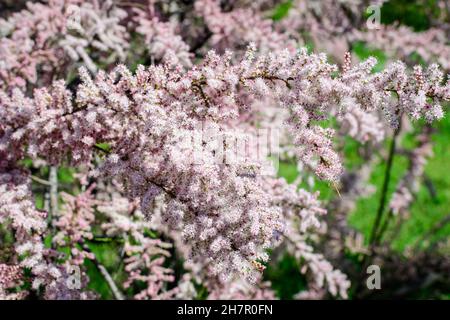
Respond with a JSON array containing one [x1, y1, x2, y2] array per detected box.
[[0, 263, 24, 300], [0, 0, 448, 300], [133, 2, 192, 67], [194, 0, 296, 55], [0, 0, 128, 91]]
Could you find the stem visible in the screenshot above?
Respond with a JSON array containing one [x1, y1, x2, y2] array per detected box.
[[244, 75, 293, 89], [49, 166, 58, 217], [97, 264, 125, 300], [31, 175, 51, 186], [356, 122, 403, 297], [81, 243, 124, 300], [117, 2, 147, 10], [373, 209, 393, 245], [368, 124, 401, 249]]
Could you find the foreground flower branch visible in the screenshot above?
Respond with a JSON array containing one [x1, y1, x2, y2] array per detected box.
[[1, 41, 448, 298], [1, 0, 449, 300]]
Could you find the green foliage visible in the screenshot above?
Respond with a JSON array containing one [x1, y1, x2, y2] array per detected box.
[[34, 193, 45, 210], [348, 145, 409, 243], [393, 115, 450, 251], [264, 253, 307, 299], [95, 142, 111, 153], [380, 0, 443, 31], [349, 115, 450, 251], [277, 160, 298, 183], [270, 0, 293, 21], [352, 41, 387, 73], [84, 242, 125, 299], [342, 138, 366, 170], [84, 259, 114, 299], [58, 167, 75, 184]]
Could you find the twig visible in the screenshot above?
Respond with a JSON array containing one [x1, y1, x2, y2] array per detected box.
[[49, 166, 58, 216], [117, 1, 147, 10], [368, 124, 401, 249], [90, 236, 124, 243], [423, 174, 437, 200], [81, 243, 125, 300], [413, 214, 450, 251], [373, 208, 393, 246], [31, 175, 51, 186], [244, 74, 293, 89], [97, 264, 125, 300], [355, 122, 402, 297]]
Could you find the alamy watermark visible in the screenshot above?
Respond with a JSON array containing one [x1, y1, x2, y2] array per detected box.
[[65, 264, 82, 290], [366, 264, 381, 290], [66, 4, 82, 31], [175, 122, 280, 176], [366, 4, 382, 30]]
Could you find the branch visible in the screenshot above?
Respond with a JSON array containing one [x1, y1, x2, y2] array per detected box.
[[31, 175, 51, 186], [244, 74, 293, 89], [81, 243, 125, 300], [49, 166, 58, 216], [368, 123, 402, 249], [97, 264, 125, 300], [373, 208, 393, 246], [413, 214, 450, 251]]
